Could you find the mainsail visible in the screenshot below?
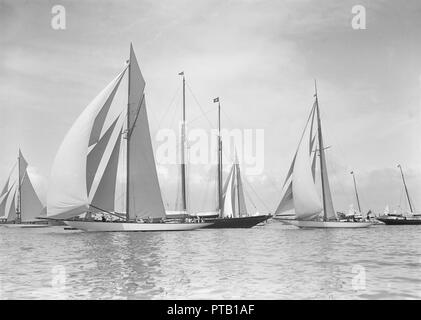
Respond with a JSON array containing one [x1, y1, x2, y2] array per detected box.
[[47, 44, 165, 221], [126, 44, 165, 220], [292, 111, 322, 220]]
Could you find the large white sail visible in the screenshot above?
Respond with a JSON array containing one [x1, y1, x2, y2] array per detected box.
[[6, 183, 17, 222], [222, 158, 248, 218], [235, 164, 248, 217], [19, 151, 45, 221], [126, 45, 165, 220], [222, 166, 235, 218], [0, 182, 14, 218], [275, 103, 317, 216], [1, 176, 10, 197], [47, 67, 127, 219], [316, 104, 336, 220], [89, 120, 123, 213], [292, 109, 322, 220]]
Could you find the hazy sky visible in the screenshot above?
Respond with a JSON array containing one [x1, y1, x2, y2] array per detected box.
[[0, 0, 420, 213]]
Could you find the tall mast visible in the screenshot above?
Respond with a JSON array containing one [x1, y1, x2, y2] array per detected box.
[[350, 171, 362, 213], [179, 72, 187, 213], [126, 51, 131, 222], [397, 164, 413, 213], [314, 80, 327, 221], [214, 97, 223, 217], [17, 150, 22, 223], [236, 166, 241, 217], [235, 152, 240, 217]]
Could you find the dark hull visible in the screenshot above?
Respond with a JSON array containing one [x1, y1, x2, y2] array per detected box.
[[376, 217, 421, 225], [203, 215, 270, 229]]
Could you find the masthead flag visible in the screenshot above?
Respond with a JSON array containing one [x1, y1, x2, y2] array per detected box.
[[213, 97, 219, 103], [178, 71, 184, 76]]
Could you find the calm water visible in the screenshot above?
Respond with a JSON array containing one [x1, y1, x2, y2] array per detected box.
[[0, 221, 420, 300]]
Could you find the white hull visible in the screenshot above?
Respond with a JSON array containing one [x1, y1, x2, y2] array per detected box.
[[64, 220, 213, 232], [285, 220, 372, 229]]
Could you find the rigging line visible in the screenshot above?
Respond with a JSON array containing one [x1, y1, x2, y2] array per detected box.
[[186, 106, 219, 126], [221, 99, 316, 190], [241, 180, 258, 211], [242, 175, 271, 212], [185, 82, 216, 128], [157, 83, 182, 128], [0, 162, 18, 195]]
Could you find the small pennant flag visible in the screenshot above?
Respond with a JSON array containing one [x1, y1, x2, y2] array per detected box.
[[178, 71, 184, 76], [213, 97, 219, 103]]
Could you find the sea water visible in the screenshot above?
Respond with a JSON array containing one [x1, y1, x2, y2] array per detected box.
[[0, 221, 420, 299]]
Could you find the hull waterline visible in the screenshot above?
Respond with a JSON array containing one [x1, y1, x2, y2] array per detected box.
[[64, 220, 213, 232], [376, 217, 421, 225], [284, 220, 372, 229], [203, 215, 270, 229]]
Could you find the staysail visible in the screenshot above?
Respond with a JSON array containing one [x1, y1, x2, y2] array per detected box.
[[275, 102, 317, 216], [221, 155, 248, 218], [0, 181, 15, 219]]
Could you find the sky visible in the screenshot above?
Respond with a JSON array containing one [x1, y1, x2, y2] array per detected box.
[[0, 0, 420, 214]]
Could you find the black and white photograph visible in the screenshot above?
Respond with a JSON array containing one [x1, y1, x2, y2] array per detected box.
[[0, 0, 420, 305]]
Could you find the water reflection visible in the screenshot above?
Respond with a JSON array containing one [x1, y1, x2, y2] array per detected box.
[[0, 223, 420, 299]]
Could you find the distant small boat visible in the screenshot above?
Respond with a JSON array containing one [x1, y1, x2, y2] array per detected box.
[[377, 165, 421, 225], [46, 44, 211, 232], [0, 150, 48, 228], [275, 82, 371, 229]]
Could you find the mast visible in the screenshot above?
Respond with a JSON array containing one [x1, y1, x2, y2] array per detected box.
[[234, 152, 240, 217], [314, 80, 327, 221], [17, 150, 22, 223], [397, 164, 413, 213], [126, 51, 131, 222], [237, 166, 241, 217], [350, 171, 362, 213], [214, 97, 223, 217], [179, 72, 187, 213]]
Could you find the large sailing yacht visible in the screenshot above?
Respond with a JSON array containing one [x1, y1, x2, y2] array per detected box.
[[377, 164, 421, 225], [0, 150, 47, 228], [275, 83, 371, 228], [46, 44, 212, 232]]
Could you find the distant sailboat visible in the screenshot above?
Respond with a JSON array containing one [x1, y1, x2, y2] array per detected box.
[[0, 150, 47, 228], [377, 165, 421, 225], [202, 99, 270, 228], [278, 82, 371, 228], [46, 44, 212, 232]]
